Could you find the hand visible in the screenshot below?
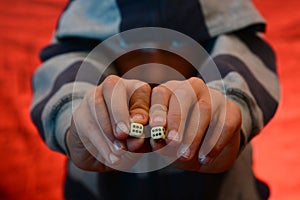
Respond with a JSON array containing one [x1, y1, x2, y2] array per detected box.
[[149, 77, 242, 173], [66, 75, 151, 171]]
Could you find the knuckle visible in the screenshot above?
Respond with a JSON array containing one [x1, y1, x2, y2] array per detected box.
[[164, 80, 179, 86], [174, 88, 189, 98], [105, 74, 119, 82], [102, 75, 120, 89], [189, 77, 209, 95], [175, 82, 196, 101], [189, 77, 205, 86], [144, 83, 152, 93], [131, 84, 151, 102], [152, 85, 170, 97], [222, 120, 239, 136], [136, 82, 151, 93]]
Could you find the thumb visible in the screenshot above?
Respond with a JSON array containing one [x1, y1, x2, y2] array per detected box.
[[126, 80, 151, 125], [124, 80, 151, 152]]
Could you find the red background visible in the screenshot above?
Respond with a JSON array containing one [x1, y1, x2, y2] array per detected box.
[[0, 0, 299, 199]]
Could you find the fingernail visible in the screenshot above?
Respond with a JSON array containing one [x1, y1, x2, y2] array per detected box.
[[116, 122, 129, 135], [167, 130, 179, 142], [199, 155, 213, 166], [152, 116, 166, 124], [178, 144, 191, 159], [131, 114, 144, 122], [113, 140, 125, 152], [109, 153, 120, 165]]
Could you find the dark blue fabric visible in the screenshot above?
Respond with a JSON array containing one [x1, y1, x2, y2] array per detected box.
[[40, 37, 101, 62], [65, 174, 98, 200], [64, 169, 269, 200], [116, 0, 210, 42], [236, 31, 277, 73], [96, 170, 224, 200]]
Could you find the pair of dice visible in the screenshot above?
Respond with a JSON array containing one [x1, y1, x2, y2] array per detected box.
[[130, 122, 166, 140]]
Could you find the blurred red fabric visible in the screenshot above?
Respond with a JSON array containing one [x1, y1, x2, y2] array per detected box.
[[252, 1, 300, 200], [0, 1, 67, 199], [0, 0, 299, 199]]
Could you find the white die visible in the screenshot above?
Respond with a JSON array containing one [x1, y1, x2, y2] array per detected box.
[[130, 123, 144, 137], [151, 126, 166, 140]]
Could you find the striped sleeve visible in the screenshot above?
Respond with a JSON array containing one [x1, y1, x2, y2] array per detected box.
[[206, 31, 280, 149], [30, 47, 117, 154]]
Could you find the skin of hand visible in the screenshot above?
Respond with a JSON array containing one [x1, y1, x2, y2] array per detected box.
[[66, 75, 152, 171], [149, 77, 242, 173], [66, 74, 241, 173]]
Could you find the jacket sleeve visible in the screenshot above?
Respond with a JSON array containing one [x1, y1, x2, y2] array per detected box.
[[206, 30, 280, 150], [30, 39, 117, 154]]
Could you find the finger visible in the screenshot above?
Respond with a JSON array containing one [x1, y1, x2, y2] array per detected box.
[[126, 137, 145, 152], [73, 98, 121, 165], [67, 127, 114, 172], [199, 128, 241, 173], [166, 80, 197, 146], [177, 96, 211, 161], [149, 85, 172, 127], [128, 81, 151, 125], [102, 75, 130, 140], [92, 86, 127, 155], [148, 85, 171, 151], [125, 80, 151, 151], [199, 100, 241, 167], [82, 130, 121, 166], [176, 78, 211, 160]]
